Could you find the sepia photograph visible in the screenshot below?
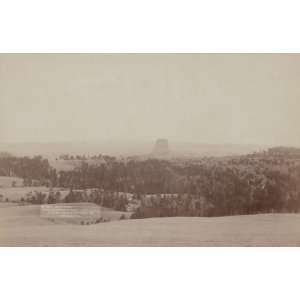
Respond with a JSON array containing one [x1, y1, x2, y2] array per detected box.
[[0, 0, 300, 300], [1, 53, 300, 246], [2, 1, 300, 300]]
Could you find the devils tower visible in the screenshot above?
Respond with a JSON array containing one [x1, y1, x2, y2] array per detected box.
[[152, 139, 170, 157]]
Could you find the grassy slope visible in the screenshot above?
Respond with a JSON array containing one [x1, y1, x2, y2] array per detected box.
[[1, 204, 300, 246]]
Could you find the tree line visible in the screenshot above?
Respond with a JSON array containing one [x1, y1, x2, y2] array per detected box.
[[0, 155, 56, 186]]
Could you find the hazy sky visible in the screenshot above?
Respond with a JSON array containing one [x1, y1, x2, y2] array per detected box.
[[1, 54, 299, 146]]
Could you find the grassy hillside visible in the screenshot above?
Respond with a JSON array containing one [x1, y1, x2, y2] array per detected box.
[[1, 204, 300, 246]]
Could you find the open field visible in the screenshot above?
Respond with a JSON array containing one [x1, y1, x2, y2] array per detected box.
[[0, 186, 69, 202], [49, 159, 80, 171], [49, 158, 105, 172], [0, 176, 23, 188], [39, 203, 131, 224], [1, 204, 300, 246]]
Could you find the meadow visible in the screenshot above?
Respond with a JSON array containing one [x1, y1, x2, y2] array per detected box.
[[1, 203, 300, 246]]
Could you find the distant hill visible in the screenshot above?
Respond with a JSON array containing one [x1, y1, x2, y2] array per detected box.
[[0, 140, 266, 158], [267, 146, 300, 158], [170, 142, 266, 157]]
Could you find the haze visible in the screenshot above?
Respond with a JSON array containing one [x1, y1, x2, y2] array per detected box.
[[1, 54, 300, 146]]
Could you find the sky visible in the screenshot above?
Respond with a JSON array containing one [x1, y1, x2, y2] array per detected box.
[[0, 54, 300, 146]]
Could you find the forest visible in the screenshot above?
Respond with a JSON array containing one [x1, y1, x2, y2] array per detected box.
[[1, 147, 300, 218]]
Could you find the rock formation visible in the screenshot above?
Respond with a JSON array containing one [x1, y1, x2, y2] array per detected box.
[[152, 139, 170, 157]]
